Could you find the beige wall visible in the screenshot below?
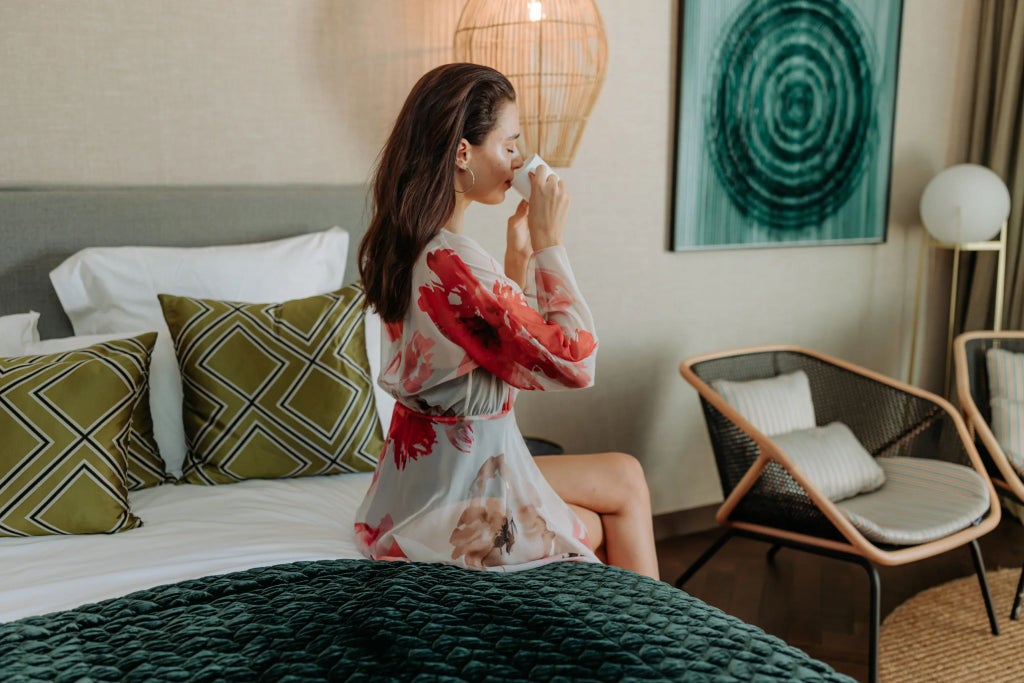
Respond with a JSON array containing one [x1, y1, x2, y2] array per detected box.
[[0, 0, 979, 514]]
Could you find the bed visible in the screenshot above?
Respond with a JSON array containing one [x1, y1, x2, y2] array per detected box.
[[0, 186, 853, 682]]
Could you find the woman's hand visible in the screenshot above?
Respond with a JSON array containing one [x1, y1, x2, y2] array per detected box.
[[526, 165, 569, 250], [505, 199, 531, 288]]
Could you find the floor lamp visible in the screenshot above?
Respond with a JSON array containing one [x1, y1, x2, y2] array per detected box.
[[908, 164, 1012, 393]]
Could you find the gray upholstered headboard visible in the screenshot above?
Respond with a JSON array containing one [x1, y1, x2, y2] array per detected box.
[[0, 185, 371, 339]]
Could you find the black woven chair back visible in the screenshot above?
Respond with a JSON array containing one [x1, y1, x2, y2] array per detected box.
[[690, 349, 969, 541]]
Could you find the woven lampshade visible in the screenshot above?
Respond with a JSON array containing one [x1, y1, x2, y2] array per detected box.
[[453, 0, 608, 167]]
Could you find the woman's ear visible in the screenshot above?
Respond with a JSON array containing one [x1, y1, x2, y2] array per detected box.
[[455, 138, 472, 170]]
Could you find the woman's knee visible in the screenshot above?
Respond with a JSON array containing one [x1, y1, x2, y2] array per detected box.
[[603, 452, 651, 503]]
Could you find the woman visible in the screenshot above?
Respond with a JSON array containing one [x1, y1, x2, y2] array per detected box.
[[354, 63, 659, 579]]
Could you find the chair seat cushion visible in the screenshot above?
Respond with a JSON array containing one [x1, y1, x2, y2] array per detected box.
[[835, 457, 990, 546]]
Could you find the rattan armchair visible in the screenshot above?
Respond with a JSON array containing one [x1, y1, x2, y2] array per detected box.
[[678, 346, 1001, 683], [955, 331, 1024, 620]]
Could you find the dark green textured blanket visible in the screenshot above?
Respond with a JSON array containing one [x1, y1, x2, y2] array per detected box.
[[0, 560, 852, 682]]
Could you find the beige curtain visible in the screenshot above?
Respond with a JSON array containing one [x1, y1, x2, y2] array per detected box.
[[958, 0, 1024, 332]]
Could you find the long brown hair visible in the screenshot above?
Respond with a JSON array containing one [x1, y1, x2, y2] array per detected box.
[[358, 63, 515, 322]]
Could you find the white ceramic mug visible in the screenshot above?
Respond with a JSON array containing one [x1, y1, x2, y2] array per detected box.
[[512, 154, 558, 200]]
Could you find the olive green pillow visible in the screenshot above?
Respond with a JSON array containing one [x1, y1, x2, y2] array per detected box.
[[26, 334, 172, 491], [159, 285, 384, 485], [0, 333, 155, 536]]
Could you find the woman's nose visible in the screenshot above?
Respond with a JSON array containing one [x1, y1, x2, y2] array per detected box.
[[512, 153, 524, 171]]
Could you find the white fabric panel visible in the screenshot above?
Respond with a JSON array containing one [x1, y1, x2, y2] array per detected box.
[[0, 311, 39, 356], [0, 473, 372, 623], [363, 309, 395, 435]]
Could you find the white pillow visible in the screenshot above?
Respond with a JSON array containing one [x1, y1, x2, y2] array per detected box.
[[363, 309, 394, 435], [0, 311, 40, 356], [712, 370, 816, 436], [25, 331, 153, 355], [986, 347, 1024, 473], [772, 422, 886, 502], [49, 228, 349, 478]]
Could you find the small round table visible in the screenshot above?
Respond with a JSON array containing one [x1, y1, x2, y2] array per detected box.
[[524, 436, 564, 456]]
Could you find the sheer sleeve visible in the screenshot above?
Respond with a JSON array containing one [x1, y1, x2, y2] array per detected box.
[[416, 242, 597, 391]]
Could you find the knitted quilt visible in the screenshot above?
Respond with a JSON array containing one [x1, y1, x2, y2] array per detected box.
[[0, 560, 853, 682]]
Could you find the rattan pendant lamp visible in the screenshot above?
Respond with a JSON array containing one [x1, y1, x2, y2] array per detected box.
[[453, 0, 608, 167]]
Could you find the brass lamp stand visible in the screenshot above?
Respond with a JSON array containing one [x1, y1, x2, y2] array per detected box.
[[907, 221, 1007, 394]]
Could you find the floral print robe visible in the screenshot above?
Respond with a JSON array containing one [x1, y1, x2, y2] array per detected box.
[[354, 229, 601, 571]]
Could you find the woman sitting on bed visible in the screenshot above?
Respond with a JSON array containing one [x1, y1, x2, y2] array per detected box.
[[353, 63, 659, 580]]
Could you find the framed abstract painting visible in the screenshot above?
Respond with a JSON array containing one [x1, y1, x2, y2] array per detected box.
[[671, 0, 904, 251]]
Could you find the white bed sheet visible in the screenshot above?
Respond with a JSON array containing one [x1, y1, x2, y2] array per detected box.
[[0, 473, 372, 623]]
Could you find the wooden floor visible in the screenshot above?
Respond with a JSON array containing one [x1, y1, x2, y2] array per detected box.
[[655, 514, 1024, 682]]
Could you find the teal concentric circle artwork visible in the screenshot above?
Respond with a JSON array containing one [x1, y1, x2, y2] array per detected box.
[[706, 0, 876, 231]]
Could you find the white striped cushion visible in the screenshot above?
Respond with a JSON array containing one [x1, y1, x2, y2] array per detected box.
[[836, 457, 990, 545], [985, 348, 1024, 475], [986, 347, 1024, 401], [713, 370, 815, 436], [990, 398, 1024, 474], [772, 422, 885, 501]]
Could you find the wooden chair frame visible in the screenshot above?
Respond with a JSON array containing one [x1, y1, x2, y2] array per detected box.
[[955, 330, 1024, 620], [678, 345, 1002, 683]]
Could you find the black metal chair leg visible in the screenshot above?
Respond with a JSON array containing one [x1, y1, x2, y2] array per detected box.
[[1012, 563, 1024, 621], [857, 559, 880, 683], [968, 539, 1000, 635], [674, 529, 734, 589], [766, 543, 782, 564]]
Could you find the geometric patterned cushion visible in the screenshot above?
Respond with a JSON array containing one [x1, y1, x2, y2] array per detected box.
[[26, 334, 173, 491], [835, 457, 990, 545], [159, 285, 384, 485], [713, 370, 816, 436], [771, 422, 886, 502], [0, 333, 155, 536]]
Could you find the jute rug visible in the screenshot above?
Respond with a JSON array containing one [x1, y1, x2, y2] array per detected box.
[[880, 567, 1024, 682]]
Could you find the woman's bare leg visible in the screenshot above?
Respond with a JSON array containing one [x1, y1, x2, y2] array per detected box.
[[535, 452, 660, 580]]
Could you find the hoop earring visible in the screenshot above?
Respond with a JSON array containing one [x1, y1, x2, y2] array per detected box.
[[454, 167, 476, 194]]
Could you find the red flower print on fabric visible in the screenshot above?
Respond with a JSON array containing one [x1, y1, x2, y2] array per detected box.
[[401, 331, 435, 394], [384, 319, 404, 343], [455, 352, 477, 377], [383, 348, 402, 381], [354, 513, 392, 549], [535, 267, 575, 311], [388, 410, 437, 471], [445, 420, 474, 453], [354, 514, 407, 560], [571, 513, 592, 549], [417, 249, 595, 389], [380, 540, 407, 560]]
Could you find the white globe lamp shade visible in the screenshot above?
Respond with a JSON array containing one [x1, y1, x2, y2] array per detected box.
[[919, 164, 1011, 243]]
